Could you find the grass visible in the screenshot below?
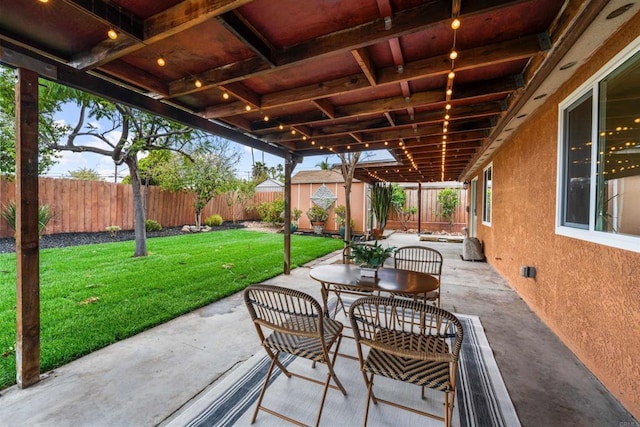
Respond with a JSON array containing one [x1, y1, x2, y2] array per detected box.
[[0, 229, 343, 390]]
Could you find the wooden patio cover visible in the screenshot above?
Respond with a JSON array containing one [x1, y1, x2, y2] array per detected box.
[[0, 0, 614, 388]]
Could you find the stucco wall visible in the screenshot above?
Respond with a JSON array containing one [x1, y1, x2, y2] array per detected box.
[[474, 15, 640, 418]]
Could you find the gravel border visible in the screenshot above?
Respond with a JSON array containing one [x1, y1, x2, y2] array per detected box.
[[0, 222, 253, 254]]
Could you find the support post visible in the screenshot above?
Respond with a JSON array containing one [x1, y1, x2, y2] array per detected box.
[[417, 182, 422, 234], [15, 68, 41, 387], [283, 158, 297, 275]]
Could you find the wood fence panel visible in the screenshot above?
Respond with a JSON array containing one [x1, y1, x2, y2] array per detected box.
[[0, 178, 14, 236], [0, 176, 286, 237]]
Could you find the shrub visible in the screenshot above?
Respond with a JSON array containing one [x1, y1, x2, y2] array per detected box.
[[145, 219, 162, 232], [0, 201, 53, 236], [204, 214, 224, 226], [105, 225, 121, 237], [256, 198, 285, 225], [307, 205, 329, 223]]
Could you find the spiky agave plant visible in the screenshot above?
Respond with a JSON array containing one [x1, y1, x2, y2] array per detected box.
[[1, 201, 53, 237]]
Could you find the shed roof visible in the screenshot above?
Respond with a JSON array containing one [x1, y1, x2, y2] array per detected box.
[[292, 169, 359, 184]]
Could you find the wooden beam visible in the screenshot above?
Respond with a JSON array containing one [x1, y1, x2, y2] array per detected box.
[[70, 0, 253, 70], [311, 99, 335, 119], [63, 0, 144, 39], [283, 159, 296, 275], [276, 1, 450, 65], [221, 82, 261, 109], [15, 68, 41, 388], [351, 48, 377, 86], [217, 10, 276, 67], [171, 1, 452, 96], [199, 34, 533, 117]]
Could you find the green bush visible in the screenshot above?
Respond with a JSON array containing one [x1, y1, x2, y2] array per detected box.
[[0, 201, 53, 236], [145, 219, 162, 232], [204, 214, 224, 226], [256, 198, 285, 225]]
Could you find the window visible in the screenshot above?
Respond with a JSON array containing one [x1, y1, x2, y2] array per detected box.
[[557, 39, 640, 252], [482, 164, 492, 225]]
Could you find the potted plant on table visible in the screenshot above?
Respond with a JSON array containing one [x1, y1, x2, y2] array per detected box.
[[348, 241, 395, 278], [307, 205, 329, 234]]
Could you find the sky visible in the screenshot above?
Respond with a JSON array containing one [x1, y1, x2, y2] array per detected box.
[[43, 103, 393, 182]]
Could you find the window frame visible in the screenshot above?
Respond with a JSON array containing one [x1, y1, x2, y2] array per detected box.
[[556, 35, 640, 253], [482, 163, 492, 226]]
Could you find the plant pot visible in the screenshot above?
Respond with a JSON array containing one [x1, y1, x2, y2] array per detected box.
[[290, 223, 298, 233], [360, 266, 378, 279], [371, 228, 384, 240], [311, 221, 324, 234], [339, 225, 346, 239]]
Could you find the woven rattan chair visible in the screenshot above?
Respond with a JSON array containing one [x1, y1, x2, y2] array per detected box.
[[327, 243, 377, 318], [393, 245, 443, 306], [349, 296, 463, 427], [243, 284, 347, 426]]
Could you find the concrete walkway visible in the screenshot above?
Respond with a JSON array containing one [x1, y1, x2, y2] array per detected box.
[[0, 233, 635, 426]]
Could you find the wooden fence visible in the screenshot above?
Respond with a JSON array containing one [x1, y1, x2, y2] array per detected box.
[[0, 177, 278, 238], [0, 177, 467, 238], [386, 186, 468, 234]]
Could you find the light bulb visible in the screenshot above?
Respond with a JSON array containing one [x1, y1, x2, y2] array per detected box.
[[245, 104, 251, 111], [157, 56, 166, 67], [279, 124, 284, 130], [451, 19, 461, 30], [444, 114, 450, 120], [448, 71, 455, 80], [449, 50, 458, 60], [263, 115, 269, 122], [446, 89, 452, 96], [445, 103, 451, 110], [107, 29, 118, 40], [222, 92, 230, 100], [194, 79, 202, 88]]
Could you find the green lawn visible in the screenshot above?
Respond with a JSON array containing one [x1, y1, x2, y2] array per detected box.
[[0, 229, 342, 390]]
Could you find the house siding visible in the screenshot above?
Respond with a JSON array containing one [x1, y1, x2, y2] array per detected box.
[[474, 14, 640, 418]]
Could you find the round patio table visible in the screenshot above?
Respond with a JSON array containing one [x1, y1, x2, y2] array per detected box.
[[309, 264, 439, 315]]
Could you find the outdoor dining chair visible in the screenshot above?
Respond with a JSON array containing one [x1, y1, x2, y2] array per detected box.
[[243, 284, 347, 427], [349, 296, 463, 427], [327, 243, 378, 318], [393, 245, 443, 306]]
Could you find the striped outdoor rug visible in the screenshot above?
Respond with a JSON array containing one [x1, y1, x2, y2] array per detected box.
[[167, 307, 520, 427]]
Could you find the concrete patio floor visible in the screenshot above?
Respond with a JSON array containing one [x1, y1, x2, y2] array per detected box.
[[0, 232, 635, 426]]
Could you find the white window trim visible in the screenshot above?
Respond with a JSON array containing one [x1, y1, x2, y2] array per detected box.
[[482, 163, 492, 227], [556, 35, 640, 253]]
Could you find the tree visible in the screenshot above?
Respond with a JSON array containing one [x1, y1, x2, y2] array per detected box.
[[155, 140, 240, 229], [391, 184, 417, 231], [337, 152, 361, 243], [68, 167, 104, 181], [122, 150, 172, 186], [39, 83, 206, 257], [0, 66, 65, 175], [223, 178, 256, 223], [435, 188, 460, 231], [316, 157, 332, 170], [251, 161, 283, 183]]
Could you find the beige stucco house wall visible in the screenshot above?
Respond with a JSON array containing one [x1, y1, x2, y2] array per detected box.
[[470, 13, 640, 418]]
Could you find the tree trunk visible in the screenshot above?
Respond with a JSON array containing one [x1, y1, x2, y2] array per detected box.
[[126, 156, 147, 257]]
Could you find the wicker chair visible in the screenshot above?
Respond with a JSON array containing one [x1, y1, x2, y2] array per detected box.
[[349, 296, 463, 427], [243, 284, 347, 426], [392, 245, 443, 306], [327, 243, 377, 318]]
